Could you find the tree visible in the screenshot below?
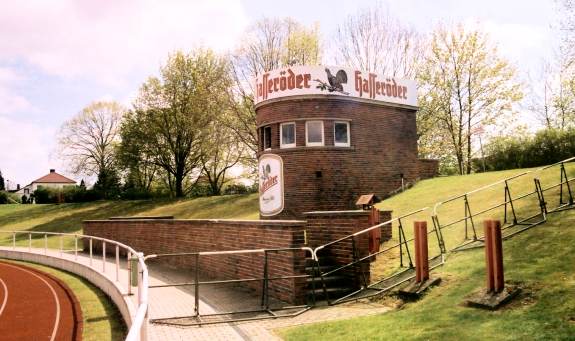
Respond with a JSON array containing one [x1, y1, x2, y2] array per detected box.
[[124, 49, 232, 197], [0, 170, 5, 191], [333, 4, 424, 78], [200, 114, 245, 195], [229, 18, 322, 174], [418, 24, 523, 174], [57, 101, 125, 179]]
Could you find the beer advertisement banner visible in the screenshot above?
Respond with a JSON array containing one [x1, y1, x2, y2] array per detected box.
[[258, 154, 284, 216], [254, 65, 417, 107]]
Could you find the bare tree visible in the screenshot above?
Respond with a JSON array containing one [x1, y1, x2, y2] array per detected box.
[[333, 3, 424, 78], [229, 17, 322, 174], [57, 101, 125, 176]]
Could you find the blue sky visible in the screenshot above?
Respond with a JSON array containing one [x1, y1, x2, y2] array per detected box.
[[0, 0, 558, 187]]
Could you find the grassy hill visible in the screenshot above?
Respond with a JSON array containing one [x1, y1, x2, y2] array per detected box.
[[0, 193, 259, 234], [1, 163, 574, 339], [280, 163, 575, 340]]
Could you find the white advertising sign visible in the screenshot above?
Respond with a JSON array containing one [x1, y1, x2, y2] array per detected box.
[[258, 154, 284, 216], [254, 65, 417, 107]]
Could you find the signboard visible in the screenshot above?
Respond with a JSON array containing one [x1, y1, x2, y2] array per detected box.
[[254, 65, 417, 107], [258, 154, 284, 216]]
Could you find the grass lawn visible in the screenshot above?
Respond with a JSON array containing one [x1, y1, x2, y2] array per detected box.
[[2, 259, 126, 341], [0, 193, 259, 248], [279, 163, 575, 340]]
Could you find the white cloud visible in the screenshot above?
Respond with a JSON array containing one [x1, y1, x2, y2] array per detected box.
[[0, 0, 249, 87], [0, 116, 63, 187], [0, 67, 35, 116]]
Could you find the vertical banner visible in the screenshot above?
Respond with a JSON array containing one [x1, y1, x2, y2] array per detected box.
[[259, 154, 284, 216]]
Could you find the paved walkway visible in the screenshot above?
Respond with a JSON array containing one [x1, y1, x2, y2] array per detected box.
[[0, 245, 392, 340]]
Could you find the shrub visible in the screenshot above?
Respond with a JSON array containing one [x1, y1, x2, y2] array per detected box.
[[484, 128, 575, 171], [188, 183, 212, 198], [0, 191, 7, 204], [223, 183, 250, 195]]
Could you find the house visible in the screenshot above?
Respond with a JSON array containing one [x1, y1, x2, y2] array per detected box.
[[16, 169, 77, 197]]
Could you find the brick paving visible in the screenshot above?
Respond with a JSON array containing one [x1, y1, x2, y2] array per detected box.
[[0, 246, 392, 340]]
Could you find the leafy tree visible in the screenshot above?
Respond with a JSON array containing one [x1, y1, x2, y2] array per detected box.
[[93, 168, 121, 199], [124, 49, 231, 197], [200, 114, 245, 195], [0, 170, 4, 191], [418, 24, 523, 174]]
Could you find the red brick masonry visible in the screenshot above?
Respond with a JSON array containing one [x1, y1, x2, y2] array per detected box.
[[84, 210, 392, 304]]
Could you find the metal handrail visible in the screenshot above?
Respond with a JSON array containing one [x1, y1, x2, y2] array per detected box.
[[313, 207, 428, 258], [432, 171, 532, 215], [0, 230, 149, 341], [146, 246, 314, 326]]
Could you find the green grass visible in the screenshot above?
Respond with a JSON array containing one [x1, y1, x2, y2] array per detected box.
[[2, 259, 126, 341], [0, 194, 259, 248], [280, 164, 575, 340]]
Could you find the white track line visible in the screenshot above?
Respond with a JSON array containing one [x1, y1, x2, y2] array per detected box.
[[0, 277, 7, 317], [0, 263, 61, 341]]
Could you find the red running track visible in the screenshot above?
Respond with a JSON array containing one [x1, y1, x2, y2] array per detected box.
[[0, 260, 83, 340]]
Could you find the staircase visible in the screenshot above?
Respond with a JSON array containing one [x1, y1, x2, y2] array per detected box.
[[304, 256, 357, 306]]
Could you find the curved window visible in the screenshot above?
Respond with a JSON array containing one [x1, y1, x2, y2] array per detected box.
[[334, 121, 350, 147], [280, 122, 296, 148], [305, 121, 324, 146]]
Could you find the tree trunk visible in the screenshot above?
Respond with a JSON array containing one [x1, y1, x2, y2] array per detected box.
[[175, 166, 185, 197]]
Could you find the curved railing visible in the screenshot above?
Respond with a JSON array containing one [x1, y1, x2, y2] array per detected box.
[[0, 231, 149, 341]]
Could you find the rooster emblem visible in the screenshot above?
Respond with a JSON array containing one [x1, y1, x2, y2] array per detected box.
[[315, 68, 349, 95], [260, 164, 271, 181]]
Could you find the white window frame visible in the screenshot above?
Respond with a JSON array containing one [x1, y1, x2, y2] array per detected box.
[[305, 121, 324, 147], [334, 121, 351, 147], [280, 122, 296, 149]]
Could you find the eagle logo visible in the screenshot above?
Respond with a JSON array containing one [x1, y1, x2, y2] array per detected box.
[[315, 68, 349, 95]]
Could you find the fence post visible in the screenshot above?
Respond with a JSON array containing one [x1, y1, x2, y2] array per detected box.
[[194, 254, 200, 317], [116, 245, 120, 282], [102, 242, 106, 273], [127, 252, 132, 295]]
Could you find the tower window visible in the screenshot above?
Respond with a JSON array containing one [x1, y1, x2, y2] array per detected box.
[[280, 122, 296, 148], [305, 121, 324, 146], [263, 126, 272, 150], [334, 121, 350, 147]]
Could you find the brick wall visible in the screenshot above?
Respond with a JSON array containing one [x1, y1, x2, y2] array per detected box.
[[256, 97, 419, 219], [83, 218, 308, 304], [418, 159, 440, 179]]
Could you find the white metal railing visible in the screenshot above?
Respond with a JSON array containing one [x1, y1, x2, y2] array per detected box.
[[0, 230, 149, 341]]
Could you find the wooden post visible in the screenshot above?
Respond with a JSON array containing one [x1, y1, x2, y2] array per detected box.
[[414, 222, 422, 282], [419, 222, 429, 282], [414, 221, 429, 283], [491, 220, 504, 292], [484, 220, 495, 292]]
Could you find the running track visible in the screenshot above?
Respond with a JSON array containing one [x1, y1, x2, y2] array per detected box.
[[0, 261, 83, 341]]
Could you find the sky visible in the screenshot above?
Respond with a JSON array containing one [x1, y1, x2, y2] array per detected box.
[[0, 0, 559, 188]]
